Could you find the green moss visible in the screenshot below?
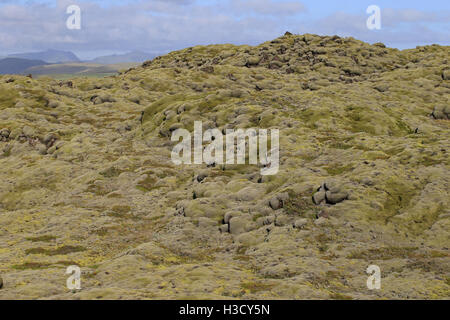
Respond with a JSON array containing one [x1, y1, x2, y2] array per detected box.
[[136, 175, 163, 192], [155, 243, 217, 265], [402, 204, 445, 235], [348, 121, 377, 135], [209, 168, 236, 178], [233, 254, 252, 262], [54, 260, 79, 266], [324, 164, 353, 175], [385, 146, 405, 156], [379, 179, 418, 223], [25, 245, 86, 256], [429, 250, 449, 258], [353, 144, 372, 152], [25, 88, 50, 108], [298, 153, 318, 161], [329, 142, 353, 150], [252, 213, 263, 222], [329, 293, 353, 300], [142, 94, 186, 123], [394, 120, 414, 136], [92, 227, 109, 236], [12, 260, 77, 270], [365, 151, 390, 160], [100, 167, 123, 178], [284, 193, 319, 216], [112, 205, 131, 214], [147, 214, 164, 221], [345, 105, 404, 135], [197, 95, 228, 113], [241, 281, 275, 293], [300, 108, 330, 128], [135, 185, 150, 193], [420, 156, 443, 167], [107, 206, 142, 220], [315, 233, 333, 253], [12, 262, 50, 270], [263, 175, 287, 194], [347, 246, 418, 260], [0, 87, 19, 110], [86, 184, 110, 196], [2, 146, 12, 157], [307, 270, 347, 290], [26, 235, 57, 242]]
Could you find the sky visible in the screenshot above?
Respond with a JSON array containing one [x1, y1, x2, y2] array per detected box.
[[0, 0, 449, 59]]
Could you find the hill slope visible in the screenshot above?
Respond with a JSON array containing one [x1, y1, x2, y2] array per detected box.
[[0, 34, 448, 300], [8, 49, 80, 63], [24, 62, 139, 78], [0, 57, 48, 74], [88, 51, 157, 64]]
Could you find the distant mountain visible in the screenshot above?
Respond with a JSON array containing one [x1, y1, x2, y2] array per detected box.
[[8, 49, 80, 63], [23, 62, 139, 78], [0, 57, 48, 75], [88, 51, 157, 64]]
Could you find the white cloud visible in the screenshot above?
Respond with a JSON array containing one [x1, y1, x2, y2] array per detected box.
[[305, 9, 450, 48], [230, 0, 306, 16], [0, 1, 447, 58]]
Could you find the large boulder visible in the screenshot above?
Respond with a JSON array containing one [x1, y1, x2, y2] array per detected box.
[[312, 190, 326, 205], [229, 217, 248, 235], [431, 105, 449, 120], [325, 191, 349, 205], [313, 180, 349, 205], [269, 192, 289, 210]]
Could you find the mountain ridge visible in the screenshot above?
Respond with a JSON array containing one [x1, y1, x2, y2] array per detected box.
[[0, 57, 48, 75], [8, 49, 80, 63], [88, 51, 158, 64]]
